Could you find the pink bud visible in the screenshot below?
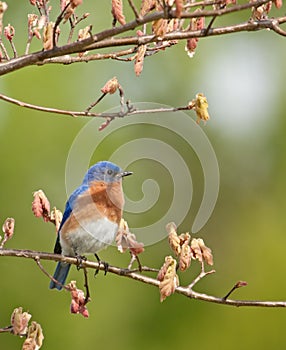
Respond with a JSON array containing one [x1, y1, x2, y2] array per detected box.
[[4, 24, 15, 41]]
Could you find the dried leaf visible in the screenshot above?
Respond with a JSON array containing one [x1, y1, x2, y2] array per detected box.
[[28, 14, 42, 40], [111, 0, 126, 26], [0, 217, 15, 247], [152, 18, 168, 39], [2, 217, 15, 238], [190, 238, 203, 262], [63, 0, 83, 22], [32, 190, 50, 222], [43, 22, 54, 50], [197, 238, 213, 266], [116, 219, 144, 255], [178, 232, 191, 245], [50, 207, 63, 232], [67, 281, 89, 318], [140, 0, 156, 16], [157, 256, 179, 302], [185, 12, 205, 58], [190, 238, 213, 265], [185, 37, 198, 58], [101, 76, 120, 94], [175, 0, 183, 18], [11, 307, 32, 336], [179, 241, 192, 271], [134, 36, 147, 77], [78, 25, 91, 57], [22, 322, 44, 350], [166, 222, 181, 256]]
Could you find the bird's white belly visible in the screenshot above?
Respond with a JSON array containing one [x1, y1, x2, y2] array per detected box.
[[60, 217, 118, 256]]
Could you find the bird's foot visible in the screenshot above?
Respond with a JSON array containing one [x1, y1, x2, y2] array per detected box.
[[76, 255, 87, 270], [94, 253, 109, 276]]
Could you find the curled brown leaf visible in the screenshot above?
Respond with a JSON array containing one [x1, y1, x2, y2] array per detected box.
[[63, 0, 83, 23], [134, 31, 147, 77], [101, 76, 120, 94], [140, 0, 156, 16], [116, 219, 144, 256], [157, 256, 179, 302], [111, 0, 126, 26], [197, 238, 213, 266], [50, 207, 63, 232], [185, 13, 205, 58], [190, 238, 203, 262], [22, 321, 44, 350], [10, 307, 32, 336], [166, 222, 181, 256], [43, 22, 54, 50], [0, 217, 15, 248], [191, 238, 213, 266], [179, 241, 192, 271]]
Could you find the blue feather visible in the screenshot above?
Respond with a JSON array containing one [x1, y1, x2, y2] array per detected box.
[[49, 262, 71, 290]]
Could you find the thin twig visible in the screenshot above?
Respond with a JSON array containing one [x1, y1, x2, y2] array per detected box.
[[9, 40, 17, 59], [0, 40, 9, 60], [223, 281, 248, 300], [83, 266, 91, 304], [67, 13, 90, 44], [0, 326, 13, 334], [39, 48, 137, 64], [34, 255, 68, 290], [127, 0, 141, 20], [188, 261, 215, 289], [53, 2, 71, 48], [85, 93, 107, 114], [271, 20, 286, 37], [0, 92, 192, 119]]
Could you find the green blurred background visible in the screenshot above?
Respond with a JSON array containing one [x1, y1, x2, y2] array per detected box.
[[1, 1, 286, 349]]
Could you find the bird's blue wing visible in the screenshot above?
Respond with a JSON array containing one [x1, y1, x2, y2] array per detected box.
[[53, 184, 88, 254], [59, 184, 88, 231]]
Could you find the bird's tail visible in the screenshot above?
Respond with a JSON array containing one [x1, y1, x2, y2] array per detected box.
[[49, 262, 71, 290]]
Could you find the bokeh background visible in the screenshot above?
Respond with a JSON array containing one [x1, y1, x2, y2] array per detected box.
[[1, 1, 286, 349]]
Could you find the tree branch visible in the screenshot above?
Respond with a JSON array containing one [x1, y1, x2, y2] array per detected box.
[[0, 92, 192, 119], [1, 248, 285, 308], [0, 1, 284, 76]]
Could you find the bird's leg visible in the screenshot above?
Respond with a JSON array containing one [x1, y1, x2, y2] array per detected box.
[[94, 253, 109, 276], [76, 255, 87, 271]]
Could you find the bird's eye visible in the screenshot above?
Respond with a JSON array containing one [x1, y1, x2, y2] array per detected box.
[[107, 169, 113, 175]]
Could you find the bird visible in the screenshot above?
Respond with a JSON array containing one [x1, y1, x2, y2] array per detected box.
[[49, 161, 132, 290]]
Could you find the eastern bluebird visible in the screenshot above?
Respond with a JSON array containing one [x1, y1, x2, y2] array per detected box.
[[49, 161, 132, 290]]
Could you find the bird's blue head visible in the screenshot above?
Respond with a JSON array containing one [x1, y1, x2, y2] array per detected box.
[[83, 161, 132, 184]]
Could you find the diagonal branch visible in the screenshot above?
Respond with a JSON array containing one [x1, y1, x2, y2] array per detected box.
[[1, 248, 286, 308]]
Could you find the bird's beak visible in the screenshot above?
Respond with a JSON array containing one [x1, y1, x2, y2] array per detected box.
[[121, 171, 133, 178]]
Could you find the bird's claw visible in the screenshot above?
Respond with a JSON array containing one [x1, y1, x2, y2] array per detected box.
[[94, 253, 109, 276], [76, 255, 87, 270]]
